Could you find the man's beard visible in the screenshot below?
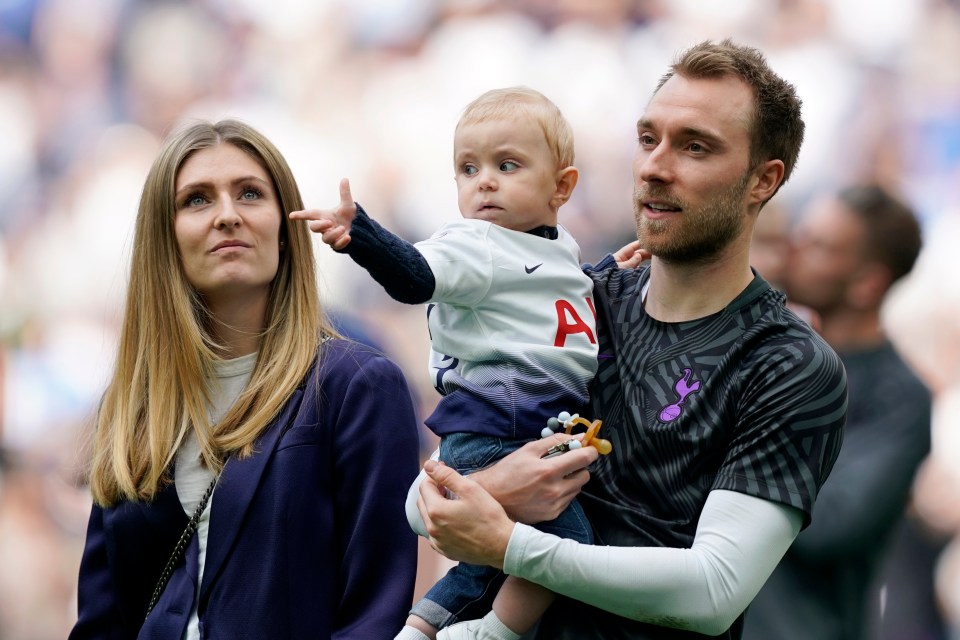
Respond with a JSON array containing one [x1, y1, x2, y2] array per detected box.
[[633, 172, 750, 264]]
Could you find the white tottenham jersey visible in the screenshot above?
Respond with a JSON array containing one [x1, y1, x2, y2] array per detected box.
[[416, 220, 598, 438]]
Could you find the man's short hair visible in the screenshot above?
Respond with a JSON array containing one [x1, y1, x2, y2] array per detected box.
[[657, 39, 805, 201]]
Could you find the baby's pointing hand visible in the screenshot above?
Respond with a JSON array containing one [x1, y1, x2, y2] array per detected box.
[[289, 178, 357, 251]]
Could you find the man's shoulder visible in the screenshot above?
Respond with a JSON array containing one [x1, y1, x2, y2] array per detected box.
[[587, 262, 649, 297], [744, 290, 833, 351], [735, 298, 847, 399]]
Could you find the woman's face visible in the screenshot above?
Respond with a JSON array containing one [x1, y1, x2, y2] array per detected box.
[[173, 143, 282, 308]]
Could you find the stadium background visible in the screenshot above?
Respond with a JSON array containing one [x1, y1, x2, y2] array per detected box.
[[1, 0, 958, 636]]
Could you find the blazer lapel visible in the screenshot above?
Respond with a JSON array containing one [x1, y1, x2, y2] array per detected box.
[[198, 387, 304, 598]]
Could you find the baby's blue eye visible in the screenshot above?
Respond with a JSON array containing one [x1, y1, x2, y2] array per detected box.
[[463, 165, 478, 176], [500, 161, 518, 171]]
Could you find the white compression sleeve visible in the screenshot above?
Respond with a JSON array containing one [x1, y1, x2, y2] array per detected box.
[[405, 449, 439, 538], [503, 489, 803, 636]]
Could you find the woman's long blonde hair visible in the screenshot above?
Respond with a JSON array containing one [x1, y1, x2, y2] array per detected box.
[[89, 119, 336, 506]]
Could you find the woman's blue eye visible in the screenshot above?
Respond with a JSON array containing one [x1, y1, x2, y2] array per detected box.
[[241, 188, 261, 200], [500, 161, 518, 171], [187, 194, 206, 207]]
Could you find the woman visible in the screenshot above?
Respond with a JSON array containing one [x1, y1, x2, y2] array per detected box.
[[69, 119, 420, 639]]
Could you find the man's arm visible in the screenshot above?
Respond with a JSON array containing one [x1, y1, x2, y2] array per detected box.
[[405, 434, 598, 536], [419, 463, 801, 635]]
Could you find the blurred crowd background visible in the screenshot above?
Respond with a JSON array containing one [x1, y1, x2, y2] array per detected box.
[[1, 0, 959, 637]]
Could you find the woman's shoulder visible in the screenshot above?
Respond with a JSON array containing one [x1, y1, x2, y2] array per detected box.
[[304, 337, 414, 420], [314, 337, 406, 381]]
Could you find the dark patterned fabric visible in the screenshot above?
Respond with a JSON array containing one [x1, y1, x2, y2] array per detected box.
[[744, 341, 932, 640], [536, 263, 847, 640]]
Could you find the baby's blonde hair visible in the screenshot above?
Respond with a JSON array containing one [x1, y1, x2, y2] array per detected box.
[[456, 87, 575, 169]]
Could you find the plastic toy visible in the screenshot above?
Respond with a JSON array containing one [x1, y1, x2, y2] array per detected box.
[[540, 411, 612, 457]]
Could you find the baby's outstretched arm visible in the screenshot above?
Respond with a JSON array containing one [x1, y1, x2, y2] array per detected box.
[[290, 178, 356, 250], [291, 183, 436, 305]]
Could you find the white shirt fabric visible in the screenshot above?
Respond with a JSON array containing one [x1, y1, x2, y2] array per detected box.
[[405, 464, 801, 635], [175, 351, 256, 640], [504, 489, 802, 635], [416, 220, 598, 436]]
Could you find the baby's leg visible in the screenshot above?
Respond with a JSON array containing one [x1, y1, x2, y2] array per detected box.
[[492, 576, 555, 635], [395, 615, 437, 640], [434, 577, 552, 639]]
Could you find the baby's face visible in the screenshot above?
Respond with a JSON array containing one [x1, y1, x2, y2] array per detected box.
[[453, 117, 562, 231]]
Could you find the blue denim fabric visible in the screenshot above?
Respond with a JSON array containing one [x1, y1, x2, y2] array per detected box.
[[410, 432, 594, 629]]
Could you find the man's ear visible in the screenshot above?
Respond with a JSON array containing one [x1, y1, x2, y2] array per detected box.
[[749, 159, 785, 206], [551, 166, 579, 209]]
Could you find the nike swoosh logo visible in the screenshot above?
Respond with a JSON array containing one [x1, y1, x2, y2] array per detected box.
[[525, 263, 543, 274]]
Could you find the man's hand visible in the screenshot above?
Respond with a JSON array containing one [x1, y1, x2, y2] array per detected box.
[[418, 460, 515, 569], [470, 433, 598, 524], [289, 178, 356, 250], [613, 240, 650, 269]]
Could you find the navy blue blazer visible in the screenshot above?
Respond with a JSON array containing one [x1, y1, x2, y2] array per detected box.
[[70, 339, 421, 639]]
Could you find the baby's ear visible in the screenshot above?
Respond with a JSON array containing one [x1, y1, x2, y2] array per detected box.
[[552, 166, 579, 208]]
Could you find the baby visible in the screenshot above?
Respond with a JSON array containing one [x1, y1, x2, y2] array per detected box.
[[293, 87, 630, 640]]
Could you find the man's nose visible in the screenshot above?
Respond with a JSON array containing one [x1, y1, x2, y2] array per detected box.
[[635, 143, 674, 185]]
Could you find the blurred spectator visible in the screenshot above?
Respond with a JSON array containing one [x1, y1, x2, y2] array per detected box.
[[749, 201, 821, 331], [885, 205, 960, 637], [869, 506, 950, 640], [744, 185, 933, 640], [749, 201, 792, 290], [0, 446, 87, 639]]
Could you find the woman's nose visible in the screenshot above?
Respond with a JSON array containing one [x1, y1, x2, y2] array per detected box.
[[214, 199, 242, 228]]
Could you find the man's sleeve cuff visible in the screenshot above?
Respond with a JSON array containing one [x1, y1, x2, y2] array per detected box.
[[503, 522, 537, 576]]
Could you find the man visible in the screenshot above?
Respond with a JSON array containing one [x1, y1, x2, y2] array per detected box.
[[743, 185, 932, 640], [747, 200, 792, 290], [414, 39, 847, 639]]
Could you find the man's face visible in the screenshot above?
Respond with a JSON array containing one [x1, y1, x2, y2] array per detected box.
[[786, 196, 866, 314], [632, 74, 757, 263]]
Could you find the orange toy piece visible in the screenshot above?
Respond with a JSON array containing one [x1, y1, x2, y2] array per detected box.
[[561, 415, 613, 455]]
